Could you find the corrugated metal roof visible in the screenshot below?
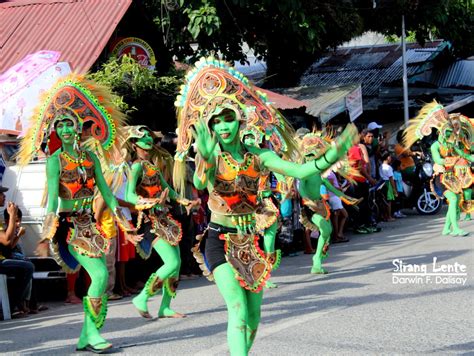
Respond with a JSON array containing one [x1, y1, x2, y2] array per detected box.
[[424, 59, 474, 88], [277, 84, 359, 119], [255, 87, 306, 110], [300, 41, 447, 96], [0, 0, 132, 74]]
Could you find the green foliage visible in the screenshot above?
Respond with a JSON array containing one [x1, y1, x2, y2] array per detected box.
[[88, 55, 182, 98], [141, 0, 473, 86], [183, 1, 221, 38], [87, 55, 184, 128]]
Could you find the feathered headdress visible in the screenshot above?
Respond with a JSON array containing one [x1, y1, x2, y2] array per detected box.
[[404, 100, 474, 150], [173, 56, 297, 193], [17, 74, 126, 166], [297, 128, 361, 182], [403, 100, 447, 148]]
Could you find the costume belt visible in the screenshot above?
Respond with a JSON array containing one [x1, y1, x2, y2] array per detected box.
[[66, 211, 109, 258], [218, 229, 271, 292]]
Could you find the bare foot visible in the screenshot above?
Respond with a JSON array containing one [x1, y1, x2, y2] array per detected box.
[[159, 312, 186, 319], [65, 295, 82, 304]]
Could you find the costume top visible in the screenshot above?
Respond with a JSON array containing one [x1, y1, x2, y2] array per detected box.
[[136, 160, 163, 199], [208, 152, 262, 215], [58, 151, 95, 200]]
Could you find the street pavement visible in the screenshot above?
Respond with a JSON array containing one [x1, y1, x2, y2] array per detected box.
[[1, 206, 473, 355]]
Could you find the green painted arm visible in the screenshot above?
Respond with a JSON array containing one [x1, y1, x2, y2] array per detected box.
[[46, 153, 60, 214], [256, 124, 356, 179], [454, 146, 474, 162], [90, 152, 119, 212], [158, 172, 179, 201], [322, 178, 343, 197], [430, 141, 445, 165], [125, 162, 142, 205]]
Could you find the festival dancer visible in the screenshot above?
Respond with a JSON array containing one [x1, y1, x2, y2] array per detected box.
[[296, 130, 361, 274], [18, 75, 139, 353], [173, 57, 358, 355], [404, 101, 474, 236], [242, 134, 287, 288], [124, 125, 200, 319]]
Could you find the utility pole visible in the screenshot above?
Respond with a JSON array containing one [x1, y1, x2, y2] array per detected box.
[[401, 15, 409, 125]]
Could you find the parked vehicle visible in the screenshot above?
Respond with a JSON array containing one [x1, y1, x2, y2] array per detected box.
[[401, 144, 442, 215]]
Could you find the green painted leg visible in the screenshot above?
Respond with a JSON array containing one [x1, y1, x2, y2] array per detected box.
[[463, 189, 472, 221], [132, 272, 163, 319], [245, 289, 263, 353], [442, 214, 451, 236], [158, 277, 185, 318], [153, 240, 184, 318], [68, 246, 111, 352], [214, 263, 249, 356], [311, 215, 332, 274], [263, 222, 279, 289], [445, 191, 468, 236]]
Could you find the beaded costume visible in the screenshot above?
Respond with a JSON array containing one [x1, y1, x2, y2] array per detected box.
[[174, 58, 296, 291], [18, 74, 132, 353], [404, 101, 474, 235], [297, 130, 361, 273]]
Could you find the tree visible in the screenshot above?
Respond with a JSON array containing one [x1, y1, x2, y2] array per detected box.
[[88, 56, 184, 133], [142, 0, 473, 86]]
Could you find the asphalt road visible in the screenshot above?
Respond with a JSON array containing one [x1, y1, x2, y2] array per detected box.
[[1, 207, 473, 355]]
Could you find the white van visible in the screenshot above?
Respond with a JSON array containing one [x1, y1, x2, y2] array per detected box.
[[2, 160, 47, 257]]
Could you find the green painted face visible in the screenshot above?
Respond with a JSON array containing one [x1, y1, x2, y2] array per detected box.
[[211, 111, 239, 145], [135, 129, 154, 150], [243, 133, 256, 146], [55, 120, 76, 145]]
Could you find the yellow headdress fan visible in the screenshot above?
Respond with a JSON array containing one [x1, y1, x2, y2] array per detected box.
[[17, 74, 126, 166], [173, 57, 297, 194], [403, 100, 448, 148]]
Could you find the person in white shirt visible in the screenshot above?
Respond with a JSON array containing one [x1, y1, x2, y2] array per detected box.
[[379, 152, 398, 221]]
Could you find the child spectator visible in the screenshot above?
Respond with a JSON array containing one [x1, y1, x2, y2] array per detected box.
[[392, 160, 407, 218], [379, 152, 398, 221], [326, 171, 349, 243]]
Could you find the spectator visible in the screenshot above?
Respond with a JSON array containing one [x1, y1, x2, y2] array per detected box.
[[394, 130, 423, 181], [348, 133, 379, 234], [0, 189, 34, 318], [362, 127, 378, 179], [3, 208, 47, 314], [327, 171, 349, 243], [392, 159, 407, 218], [366, 122, 383, 179], [379, 152, 398, 221]]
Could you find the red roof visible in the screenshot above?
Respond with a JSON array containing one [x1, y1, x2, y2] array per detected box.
[[256, 87, 306, 110], [0, 0, 132, 74]]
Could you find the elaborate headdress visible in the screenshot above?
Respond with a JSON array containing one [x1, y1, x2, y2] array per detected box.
[[123, 125, 174, 183], [297, 128, 361, 182], [403, 100, 473, 150], [173, 57, 297, 193], [18, 74, 126, 166]]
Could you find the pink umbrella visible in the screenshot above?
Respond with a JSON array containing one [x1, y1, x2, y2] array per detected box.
[[0, 51, 71, 135]]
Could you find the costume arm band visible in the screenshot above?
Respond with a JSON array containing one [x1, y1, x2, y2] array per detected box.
[[135, 196, 159, 211], [113, 208, 136, 233], [40, 212, 59, 242]]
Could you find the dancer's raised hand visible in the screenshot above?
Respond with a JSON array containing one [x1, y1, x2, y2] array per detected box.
[[191, 119, 218, 162]]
